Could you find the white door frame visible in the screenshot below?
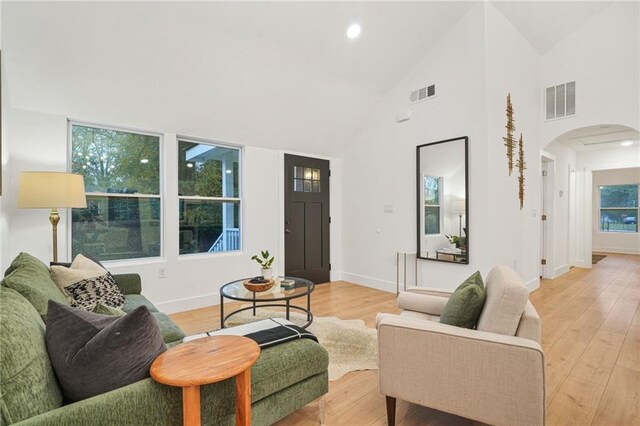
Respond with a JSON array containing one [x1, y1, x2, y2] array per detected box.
[[540, 151, 556, 279]]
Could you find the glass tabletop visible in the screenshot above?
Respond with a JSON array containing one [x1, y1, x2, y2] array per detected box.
[[220, 276, 314, 302]]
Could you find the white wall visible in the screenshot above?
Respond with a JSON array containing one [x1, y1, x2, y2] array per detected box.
[[592, 168, 640, 255], [484, 3, 542, 289], [341, 4, 492, 292], [541, 1, 640, 144], [0, 106, 342, 313]]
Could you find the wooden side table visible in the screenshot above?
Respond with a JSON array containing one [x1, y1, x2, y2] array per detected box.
[[150, 336, 260, 426]]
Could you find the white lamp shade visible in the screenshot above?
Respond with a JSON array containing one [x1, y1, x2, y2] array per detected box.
[[18, 172, 87, 209], [452, 199, 466, 214]]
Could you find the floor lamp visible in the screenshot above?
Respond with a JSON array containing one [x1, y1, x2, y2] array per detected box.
[[18, 171, 87, 262], [452, 199, 466, 236]]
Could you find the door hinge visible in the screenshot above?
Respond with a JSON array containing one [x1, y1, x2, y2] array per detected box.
[[328, 169, 331, 177], [329, 263, 332, 271], [542, 170, 548, 177], [329, 216, 331, 224], [541, 214, 547, 221], [541, 259, 547, 265]]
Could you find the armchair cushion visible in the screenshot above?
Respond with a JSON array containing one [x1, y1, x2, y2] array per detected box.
[[476, 265, 529, 336], [439, 271, 485, 329]]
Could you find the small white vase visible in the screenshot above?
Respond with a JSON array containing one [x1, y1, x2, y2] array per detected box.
[[449, 243, 457, 250], [261, 268, 273, 279]]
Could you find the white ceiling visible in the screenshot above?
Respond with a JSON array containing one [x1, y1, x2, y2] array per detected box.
[[553, 124, 640, 152], [492, 1, 612, 54], [1, 1, 619, 153]]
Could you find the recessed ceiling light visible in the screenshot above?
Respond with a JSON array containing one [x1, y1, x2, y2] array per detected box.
[[347, 24, 361, 39], [140, 158, 149, 164], [621, 140, 633, 147]]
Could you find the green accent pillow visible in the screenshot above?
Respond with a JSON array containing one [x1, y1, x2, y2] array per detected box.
[[1, 252, 68, 321], [439, 271, 486, 329], [93, 303, 126, 316]]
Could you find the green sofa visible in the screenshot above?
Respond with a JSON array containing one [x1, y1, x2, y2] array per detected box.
[[0, 253, 329, 425]]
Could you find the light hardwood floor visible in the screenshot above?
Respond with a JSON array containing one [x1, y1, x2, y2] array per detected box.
[[171, 253, 640, 425]]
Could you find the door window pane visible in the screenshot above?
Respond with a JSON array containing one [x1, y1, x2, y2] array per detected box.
[[293, 165, 321, 192]]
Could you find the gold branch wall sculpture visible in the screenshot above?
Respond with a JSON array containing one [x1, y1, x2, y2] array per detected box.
[[503, 93, 516, 176], [516, 133, 526, 210]]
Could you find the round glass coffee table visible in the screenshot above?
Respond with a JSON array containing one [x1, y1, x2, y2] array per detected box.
[[219, 277, 315, 329]]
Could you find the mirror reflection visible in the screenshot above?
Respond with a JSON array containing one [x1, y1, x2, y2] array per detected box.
[[417, 137, 469, 263]]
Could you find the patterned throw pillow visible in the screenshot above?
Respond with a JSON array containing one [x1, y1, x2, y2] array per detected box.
[[50, 254, 125, 311]]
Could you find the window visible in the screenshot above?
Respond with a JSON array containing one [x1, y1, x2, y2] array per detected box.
[[70, 123, 162, 261], [178, 140, 241, 254], [293, 166, 321, 192], [599, 184, 638, 233], [424, 175, 441, 235]]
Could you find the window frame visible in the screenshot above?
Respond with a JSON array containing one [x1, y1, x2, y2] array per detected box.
[[598, 184, 639, 234], [67, 120, 165, 263], [177, 136, 243, 256]]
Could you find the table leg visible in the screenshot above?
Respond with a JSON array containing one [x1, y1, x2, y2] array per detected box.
[[252, 292, 256, 316], [286, 299, 290, 320], [182, 385, 201, 426], [307, 292, 311, 321], [220, 294, 224, 329], [235, 369, 252, 426]]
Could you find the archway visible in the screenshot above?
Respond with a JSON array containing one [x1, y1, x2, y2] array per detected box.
[[540, 124, 639, 278]]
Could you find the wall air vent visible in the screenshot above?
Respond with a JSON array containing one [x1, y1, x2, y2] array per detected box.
[[410, 84, 436, 104], [545, 81, 575, 120]]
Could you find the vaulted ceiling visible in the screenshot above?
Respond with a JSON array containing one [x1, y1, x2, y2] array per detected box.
[[1, 1, 617, 154]]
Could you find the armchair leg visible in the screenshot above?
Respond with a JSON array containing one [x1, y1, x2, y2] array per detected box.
[[318, 395, 326, 425], [385, 396, 396, 426]]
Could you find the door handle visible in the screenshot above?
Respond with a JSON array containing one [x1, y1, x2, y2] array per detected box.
[[285, 229, 291, 233]]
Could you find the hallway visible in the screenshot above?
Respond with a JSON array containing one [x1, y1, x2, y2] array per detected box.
[[530, 254, 640, 425]]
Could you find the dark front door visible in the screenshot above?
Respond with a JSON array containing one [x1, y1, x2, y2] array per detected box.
[[284, 154, 330, 283]]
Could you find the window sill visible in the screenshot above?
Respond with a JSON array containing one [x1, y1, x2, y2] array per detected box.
[[178, 251, 246, 261], [102, 257, 166, 268]]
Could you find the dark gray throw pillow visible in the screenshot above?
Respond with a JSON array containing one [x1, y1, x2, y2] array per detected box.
[[45, 301, 166, 402]]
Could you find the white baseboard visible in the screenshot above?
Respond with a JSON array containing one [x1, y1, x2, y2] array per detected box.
[[330, 270, 343, 282], [554, 264, 570, 278], [526, 278, 540, 293], [155, 292, 219, 314], [341, 272, 396, 294], [593, 247, 640, 255]]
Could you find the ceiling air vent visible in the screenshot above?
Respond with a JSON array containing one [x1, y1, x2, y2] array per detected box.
[[410, 84, 436, 104], [545, 81, 575, 120]]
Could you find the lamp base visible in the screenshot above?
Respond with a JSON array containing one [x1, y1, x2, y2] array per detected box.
[[50, 208, 60, 263]]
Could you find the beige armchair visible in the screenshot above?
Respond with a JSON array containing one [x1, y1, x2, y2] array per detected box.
[[377, 265, 545, 426]]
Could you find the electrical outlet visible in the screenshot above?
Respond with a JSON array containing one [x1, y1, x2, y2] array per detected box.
[[384, 205, 394, 213], [158, 268, 166, 279]]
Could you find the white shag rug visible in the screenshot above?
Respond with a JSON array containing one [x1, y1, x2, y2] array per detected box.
[[226, 309, 378, 381]]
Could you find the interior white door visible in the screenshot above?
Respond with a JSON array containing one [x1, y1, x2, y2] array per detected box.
[[569, 169, 593, 268]]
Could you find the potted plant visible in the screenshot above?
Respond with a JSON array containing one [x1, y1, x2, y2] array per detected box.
[[251, 250, 275, 279], [445, 234, 459, 250]]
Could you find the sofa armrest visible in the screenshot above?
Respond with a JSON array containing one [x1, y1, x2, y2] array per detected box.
[[112, 274, 142, 295], [397, 291, 449, 316], [377, 314, 545, 426]]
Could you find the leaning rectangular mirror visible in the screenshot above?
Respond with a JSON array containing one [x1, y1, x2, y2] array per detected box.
[[417, 136, 469, 264]]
